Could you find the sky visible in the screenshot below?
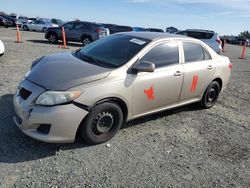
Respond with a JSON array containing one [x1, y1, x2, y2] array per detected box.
[[0, 0, 250, 35]]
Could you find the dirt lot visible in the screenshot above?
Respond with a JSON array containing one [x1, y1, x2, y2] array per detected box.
[[0, 27, 249, 188]]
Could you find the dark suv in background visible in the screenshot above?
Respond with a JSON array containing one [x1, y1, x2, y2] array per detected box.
[[0, 15, 13, 28], [45, 21, 108, 46], [101, 24, 133, 34]]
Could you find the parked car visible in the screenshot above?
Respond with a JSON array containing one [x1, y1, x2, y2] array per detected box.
[[144, 28, 164, 32], [22, 20, 53, 32], [133, 27, 146, 32], [12, 15, 29, 28], [0, 40, 4, 56], [0, 15, 17, 26], [13, 32, 231, 144], [176, 29, 222, 54], [166, 26, 178, 33], [0, 16, 12, 28], [231, 37, 250, 46], [101, 24, 133, 34], [27, 17, 38, 23], [45, 21, 108, 46], [51, 18, 63, 26]]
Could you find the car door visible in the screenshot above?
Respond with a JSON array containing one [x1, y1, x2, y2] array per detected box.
[[70, 23, 87, 42], [131, 41, 184, 117], [63, 22, 75, 41], [179, 41, 216, 102], [36, 20, 45, 31], [29, 20, 37, 30]]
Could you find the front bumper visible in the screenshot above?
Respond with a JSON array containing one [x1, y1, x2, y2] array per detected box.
[[13, 79, 88, 143]]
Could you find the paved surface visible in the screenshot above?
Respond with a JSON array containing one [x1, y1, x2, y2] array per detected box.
[[0, 28, 250, 188]]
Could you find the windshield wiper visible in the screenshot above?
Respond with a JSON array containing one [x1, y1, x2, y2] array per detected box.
[[78, 54, 102, 66], [77, 53, 117, 68]]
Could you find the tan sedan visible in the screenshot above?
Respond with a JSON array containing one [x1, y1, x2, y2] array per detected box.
[[13, 32, 232, 144]]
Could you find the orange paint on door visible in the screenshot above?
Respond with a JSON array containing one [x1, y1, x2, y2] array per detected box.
[[144, 85, 155, 101], [190, 75, 199, 92]]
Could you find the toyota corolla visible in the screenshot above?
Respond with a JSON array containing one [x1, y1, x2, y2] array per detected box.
[[13, 32, 232, 144]]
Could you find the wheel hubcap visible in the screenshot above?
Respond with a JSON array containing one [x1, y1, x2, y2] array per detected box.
[[95, 112, 114, 133], [49, 35, 56, 42], [207, 88, 216, 102], [83, 38, 90, 45]]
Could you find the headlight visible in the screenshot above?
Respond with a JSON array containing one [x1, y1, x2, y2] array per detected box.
[[35, 91, 81, 106]]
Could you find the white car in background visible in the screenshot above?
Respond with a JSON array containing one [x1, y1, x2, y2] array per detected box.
[[0, 40, 4, 56], [22, 20, 55, 32]]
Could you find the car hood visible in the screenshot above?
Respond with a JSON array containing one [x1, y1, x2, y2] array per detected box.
[[26, 52, 111, 90]]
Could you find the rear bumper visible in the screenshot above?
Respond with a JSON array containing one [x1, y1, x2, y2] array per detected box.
[[13, 79, 88, 143]]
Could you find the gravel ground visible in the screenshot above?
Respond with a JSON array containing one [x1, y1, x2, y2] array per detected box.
[[0, 27, 250, 188]]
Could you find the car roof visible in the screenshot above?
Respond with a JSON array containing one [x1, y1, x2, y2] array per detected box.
[[119, 32, 189, 41]]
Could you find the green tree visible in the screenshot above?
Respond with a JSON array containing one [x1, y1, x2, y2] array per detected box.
[[239, 30, 250, 38]]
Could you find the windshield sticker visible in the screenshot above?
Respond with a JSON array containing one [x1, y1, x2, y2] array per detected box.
[[130, 38, 146, 45]]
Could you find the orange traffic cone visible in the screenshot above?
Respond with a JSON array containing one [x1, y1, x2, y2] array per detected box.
[[239, 41, 247, 59], [58, 27, 69, 49], [15, 24, 21, 43]]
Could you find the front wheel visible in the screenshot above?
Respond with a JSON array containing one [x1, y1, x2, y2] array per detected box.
[[81, 102, 123, 145], [23, 25, 29, 31], [200, 81, 221, 109]]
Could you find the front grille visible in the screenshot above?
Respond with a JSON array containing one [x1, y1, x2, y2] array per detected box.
[[19, 87, 32, 100]]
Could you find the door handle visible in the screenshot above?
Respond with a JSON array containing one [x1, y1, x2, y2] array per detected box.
[[207, 65, 213, 70], [174, 71, 183, 76]]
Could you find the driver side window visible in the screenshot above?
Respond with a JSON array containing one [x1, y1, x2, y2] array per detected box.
[[140, 42, 179, 68], [63, 23, 74, 30]]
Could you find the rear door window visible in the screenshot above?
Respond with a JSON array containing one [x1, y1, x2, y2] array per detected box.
[[183, 42, 211, 63], [75, 23, 84, 30], [37, 21, 45, 24], [141, 42, 179, 68]]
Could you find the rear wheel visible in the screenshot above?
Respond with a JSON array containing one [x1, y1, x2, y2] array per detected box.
[[48, 33, 58, 43], [200, 81, 221, 109], [81, 102, 123, 145], [23, 25, 29, 31], [82, 36, 92, 46]]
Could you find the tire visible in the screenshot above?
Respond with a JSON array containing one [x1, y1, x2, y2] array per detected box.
[[48, 33, 58, 43], [82, 36, 92, 46], [200, 81, 221, 109], [42, 27, 46, 32], [23, 25, 29, 31], [81, 102, 123, 145]]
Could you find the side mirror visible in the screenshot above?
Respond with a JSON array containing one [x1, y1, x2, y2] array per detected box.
[[132, 61, 155, 73]]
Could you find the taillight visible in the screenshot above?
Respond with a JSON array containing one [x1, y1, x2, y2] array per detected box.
[[229, 63, 232, 70], [216, 36, 221, 44], [96, 28, 101, 33]]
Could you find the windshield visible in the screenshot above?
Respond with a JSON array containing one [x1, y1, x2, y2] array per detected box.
[[76, 34, 151, 68]]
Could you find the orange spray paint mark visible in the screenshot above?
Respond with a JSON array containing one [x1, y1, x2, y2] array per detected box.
[[190, 75, 199, 92], [144, 85, 155, 101]]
